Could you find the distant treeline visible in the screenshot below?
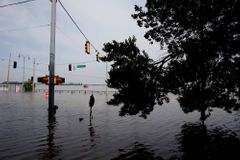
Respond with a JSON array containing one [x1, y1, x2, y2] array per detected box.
[[1, 81, 22, 84]]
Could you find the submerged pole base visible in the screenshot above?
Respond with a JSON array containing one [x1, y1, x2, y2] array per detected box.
[[48, 105, 59, 118]]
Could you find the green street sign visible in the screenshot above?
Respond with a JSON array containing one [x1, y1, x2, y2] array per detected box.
[[76, 64, 86, 68]]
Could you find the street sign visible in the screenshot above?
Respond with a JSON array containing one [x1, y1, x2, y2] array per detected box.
[[76, 64, 86, 68]]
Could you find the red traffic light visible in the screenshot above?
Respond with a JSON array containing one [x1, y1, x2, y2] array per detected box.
[[55, 75, 65, 85], [37, 75, 65, 85], [38, 75, 49, 85]]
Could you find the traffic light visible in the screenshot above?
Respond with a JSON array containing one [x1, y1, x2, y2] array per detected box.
[[38, 75, 49, 85], [96, 53, 100, 62], [68, 64, 72, 71], [37, 75, 65, 85], [13, 61, 17, 68], [31, 76, 34, 82], [85, 41, 90, 54], [55, 75, 65, 85]]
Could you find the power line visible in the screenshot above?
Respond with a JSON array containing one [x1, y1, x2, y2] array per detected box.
[[0, 0, 37, 8], [0, 24, 50, 33], [58, 0, 99, 53], [56, 60, 95, 65], [56, 25, 84, 50], [61, 72, 106, 79]]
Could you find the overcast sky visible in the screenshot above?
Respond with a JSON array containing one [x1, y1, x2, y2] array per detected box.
[[0, 0, 164, 84]]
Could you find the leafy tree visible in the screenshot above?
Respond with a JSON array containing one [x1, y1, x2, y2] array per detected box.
[[23, 79, 33, 92], [132, 0, 240, 121], [102, 37, 169, 118]]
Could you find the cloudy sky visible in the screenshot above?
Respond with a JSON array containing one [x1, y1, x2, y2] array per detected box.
[[0, 0, 164, 84]]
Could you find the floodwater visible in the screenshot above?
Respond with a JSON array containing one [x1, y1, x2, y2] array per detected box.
[[0, 85, 240, 160]]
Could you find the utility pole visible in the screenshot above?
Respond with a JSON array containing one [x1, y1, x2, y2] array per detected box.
[[32, 58, 35, 92], [48, 0, 57, 118], [19, 54, 30, 92], [22, 56, 25, 88], [7, 53, 11, 89]]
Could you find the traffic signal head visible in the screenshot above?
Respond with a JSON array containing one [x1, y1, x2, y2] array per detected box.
[[13, 61, 17, 68], [38, 75, 49, 85], [37, 75, 65, 85], [55, 76, 65, 85], [69, 64, 72, 71], [96, 53, 100, 62], [85, 41, 90, 54]]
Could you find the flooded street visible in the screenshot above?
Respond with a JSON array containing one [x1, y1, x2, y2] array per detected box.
[[1, 0, 240, 159], [0, 85, 240, 160]]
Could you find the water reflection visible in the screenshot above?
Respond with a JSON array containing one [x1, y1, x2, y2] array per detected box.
[[38, 118, 61, 160], [111, 123, 240, 160], [177, 86, 240, 124], [111, 142, 164, 160], [107, 85, 166, 119], [88, 106, 97, 149], [176, 123, 240, 160], [89, 108, 95, 138]]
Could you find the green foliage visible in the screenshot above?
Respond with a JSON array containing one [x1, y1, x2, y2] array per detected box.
[[132, 0, 240, 120], [102, 37, 169, 118], [103, 1, 240, 120], [23, 79, 33, 92]]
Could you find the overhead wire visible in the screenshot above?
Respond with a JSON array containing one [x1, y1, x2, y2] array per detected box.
[[0, 0, 106, 82], [0, 0, 37, 8], [55, 26, 97, 65], [56, 25, 84, 50], [58, 0, 99, 53], [0, 24, 50, 33], [56, 60, 96, 65], [0, 55, 49, 66], [61, 71, 106, 79]]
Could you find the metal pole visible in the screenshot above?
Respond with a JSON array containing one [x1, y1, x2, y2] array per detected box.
[[49, 0, 57, 118], [32, 58, 35, 92], [7, 53, 11, 89], [22, 56, 25, 91]]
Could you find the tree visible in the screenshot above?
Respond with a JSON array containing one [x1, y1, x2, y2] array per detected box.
[[102, 37, 169, 118], [132, 0, 240, 121], [23, 79, 33, 92]]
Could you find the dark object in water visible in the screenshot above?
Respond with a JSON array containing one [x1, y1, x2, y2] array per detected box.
[[89, 94, 95, 108], [79, 118, 84, 121], [53, 105, 58, 115]]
